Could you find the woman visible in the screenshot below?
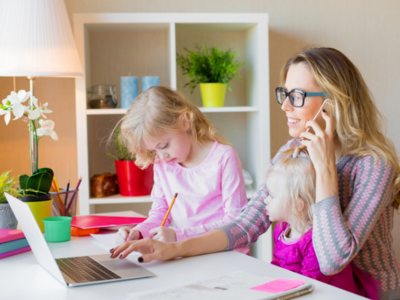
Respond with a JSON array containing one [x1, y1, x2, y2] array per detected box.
[[111, 47, 400, 299]]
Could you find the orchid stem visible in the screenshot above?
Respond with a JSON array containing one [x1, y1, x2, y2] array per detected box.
[[30, 119, 39, 173]]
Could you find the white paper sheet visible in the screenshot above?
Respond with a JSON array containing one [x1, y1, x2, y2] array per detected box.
[[126, 271, 275, 300], [90, 233, 141, 256]]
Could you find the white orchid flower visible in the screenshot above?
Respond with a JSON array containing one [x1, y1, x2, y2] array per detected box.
[[0, 105, 11, 125], [0, 90, 31, 124], [36, 119, 58, 140], [27, 96, 52, 120]]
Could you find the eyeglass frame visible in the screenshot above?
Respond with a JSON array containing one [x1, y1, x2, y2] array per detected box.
[[275, 87, 328, 108]]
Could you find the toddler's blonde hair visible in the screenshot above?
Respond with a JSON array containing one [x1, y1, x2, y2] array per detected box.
[[266, 148, 316, 235], [120, 86, 227, 169]]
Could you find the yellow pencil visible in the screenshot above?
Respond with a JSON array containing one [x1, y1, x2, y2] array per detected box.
[[53, 175, 61, 192], [161, 193, 178, 226], [52, 176, 65, 214]]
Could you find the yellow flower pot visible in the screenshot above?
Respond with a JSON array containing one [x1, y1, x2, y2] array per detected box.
[[200, 83, 227, 107], [25, 199, 53, 233]]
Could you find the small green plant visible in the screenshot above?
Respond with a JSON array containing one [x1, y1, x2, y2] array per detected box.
[[106, 126, 135, 161], [0, 171, 23, 203], [176, 44, 245, 93]]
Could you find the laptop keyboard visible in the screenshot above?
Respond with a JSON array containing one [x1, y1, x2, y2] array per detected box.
[[56, 256, 121, 283]]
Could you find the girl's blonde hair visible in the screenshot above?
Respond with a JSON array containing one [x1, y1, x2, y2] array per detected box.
[[120, 86, 227, 168], [281, 47, 400, 210], [266, 148, 316, 235]]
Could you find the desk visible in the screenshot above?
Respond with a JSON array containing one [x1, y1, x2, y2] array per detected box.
[[1, 234, 365, 300]]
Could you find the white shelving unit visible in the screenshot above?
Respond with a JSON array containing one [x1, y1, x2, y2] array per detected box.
[[74, 13, 271, 261]]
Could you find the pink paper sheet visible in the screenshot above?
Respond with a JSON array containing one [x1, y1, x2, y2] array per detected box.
[[250, 278, 306, 294], [71, 215, 147, 229]]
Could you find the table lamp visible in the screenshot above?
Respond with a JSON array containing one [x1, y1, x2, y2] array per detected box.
[[0, 0, 82, 174]]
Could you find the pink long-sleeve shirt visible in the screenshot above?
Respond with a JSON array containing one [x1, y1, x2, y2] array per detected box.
[[134, 141, 249, 247]]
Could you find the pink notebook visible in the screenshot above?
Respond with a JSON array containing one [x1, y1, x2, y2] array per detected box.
[[0, 246, 31, 259], [0, 228, 25, 244], [71, 215, 147, 229]]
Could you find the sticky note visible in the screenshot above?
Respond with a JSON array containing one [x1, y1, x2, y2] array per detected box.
[[250, 278, 306, 293]]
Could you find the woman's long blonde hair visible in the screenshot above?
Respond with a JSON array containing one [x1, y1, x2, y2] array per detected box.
[[120, 86, 227, 169], [266, 148, 316, 235], [281, 47, 400, 209]]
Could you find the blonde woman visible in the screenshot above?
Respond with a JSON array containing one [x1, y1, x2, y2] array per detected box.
[[112, 86, 249, 254], [111, 48, 400, 299]]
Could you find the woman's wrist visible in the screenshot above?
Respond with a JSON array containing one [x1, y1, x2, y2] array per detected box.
[[315, 164, 339, 202], [314, 161, 336, 175], [175, 239, 189, 257]]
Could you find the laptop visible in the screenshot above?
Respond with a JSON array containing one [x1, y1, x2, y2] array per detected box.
[[5, 193, 155, 287]]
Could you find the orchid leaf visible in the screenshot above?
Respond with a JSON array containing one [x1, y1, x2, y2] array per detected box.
[[35, 168, 54, 179], [23, 168, 53, 196], [19, 175, 29, 190]]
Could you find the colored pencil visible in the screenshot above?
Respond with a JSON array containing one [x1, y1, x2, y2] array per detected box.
[[161, 193, 178, 226], [53, 175, 61, 193], [51, 179, 64, 215], [51, 194, 62, 216], [63, 180, 70, 212], [64, 178, 79, 215], [64, 177, 82, 217]]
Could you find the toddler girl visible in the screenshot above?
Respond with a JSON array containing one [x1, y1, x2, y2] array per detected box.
[[115, 86, 249, 254], [265, 148, 380, 299]]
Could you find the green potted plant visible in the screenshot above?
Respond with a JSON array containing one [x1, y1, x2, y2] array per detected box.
[[177, 44, 244, 107], [106, 126, 153, 196], [0, 90, 58, 232], [0, 171, 22, 229]]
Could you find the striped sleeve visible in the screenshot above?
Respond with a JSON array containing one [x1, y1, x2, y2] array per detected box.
[[218, 183, 270, 250], [218, 138, 300, 250], [312, 155, 396, 275]]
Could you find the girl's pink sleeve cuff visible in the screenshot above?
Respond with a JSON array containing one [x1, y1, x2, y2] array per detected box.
[[174, 228, 185, 242]]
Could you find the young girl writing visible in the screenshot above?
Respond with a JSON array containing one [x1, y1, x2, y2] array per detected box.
[[266, 148, 380, 300], [114, 86, 249, 254]]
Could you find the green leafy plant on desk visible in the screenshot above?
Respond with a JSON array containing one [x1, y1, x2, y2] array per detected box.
[[0, 170, 45, 203], [0, 171, 22, 204]]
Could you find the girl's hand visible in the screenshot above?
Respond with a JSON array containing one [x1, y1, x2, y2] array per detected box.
[[299, 110, 336, 172], [149, 226, 177, 242], [110, 238, 179, 262], [115, 227, 141, 245]]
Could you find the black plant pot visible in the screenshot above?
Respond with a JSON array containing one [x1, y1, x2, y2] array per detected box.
[[19, 194, 52, 203]]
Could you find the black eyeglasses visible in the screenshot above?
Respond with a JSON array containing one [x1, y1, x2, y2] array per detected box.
[[275, 87, 327, 108]]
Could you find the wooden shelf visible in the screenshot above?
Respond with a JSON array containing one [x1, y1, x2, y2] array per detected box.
[[89, 189, 256, 205], [86, 108, 126, 115], [200, 107, 259, 113], [86, 106, 260, 115], [89, 194, 152, 205]]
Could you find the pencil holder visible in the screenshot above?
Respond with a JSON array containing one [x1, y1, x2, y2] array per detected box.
[[49, 188, 79, 217], [43, 216, 72, 242]]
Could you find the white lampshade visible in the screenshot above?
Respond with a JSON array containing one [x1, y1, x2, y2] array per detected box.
[[0, 0, 82, 77]]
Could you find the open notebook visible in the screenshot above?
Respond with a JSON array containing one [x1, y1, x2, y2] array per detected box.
[[126, 271, 314, 300]]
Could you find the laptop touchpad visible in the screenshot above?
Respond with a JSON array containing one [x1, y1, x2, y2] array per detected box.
[[90, 254, 154, 278]]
